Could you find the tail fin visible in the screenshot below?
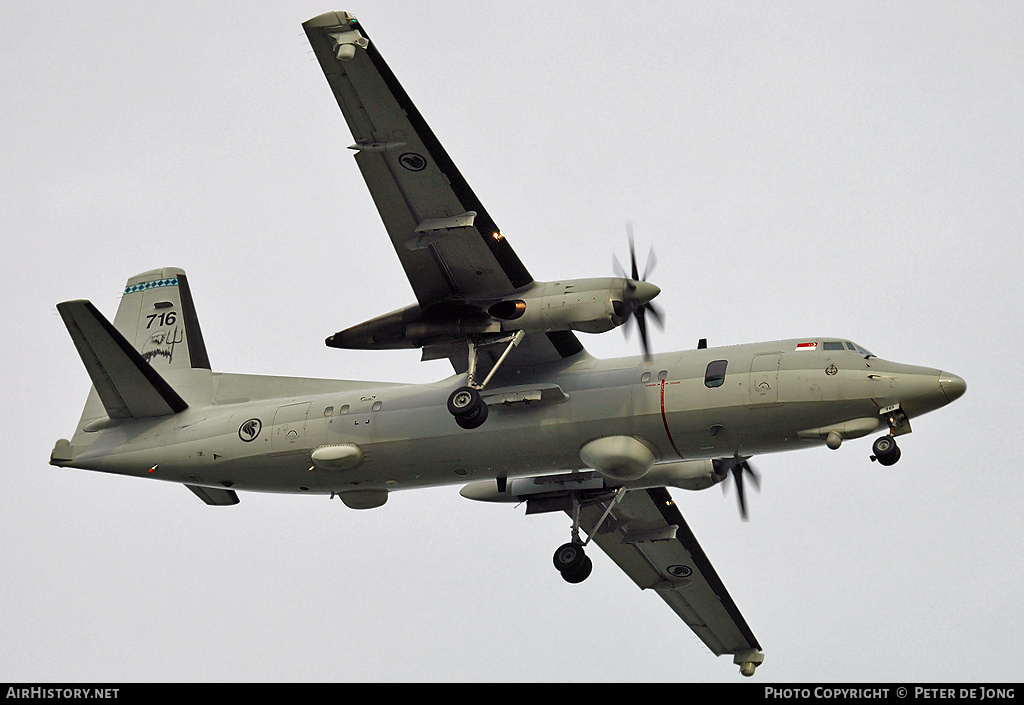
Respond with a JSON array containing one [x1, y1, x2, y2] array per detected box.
[[113, 267, 211, 372]]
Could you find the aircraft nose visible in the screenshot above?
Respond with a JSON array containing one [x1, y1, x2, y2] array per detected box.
[[938, 371, 967, 403]]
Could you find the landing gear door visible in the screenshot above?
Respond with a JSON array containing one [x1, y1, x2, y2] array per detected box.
[[748, 354, 781, 404]]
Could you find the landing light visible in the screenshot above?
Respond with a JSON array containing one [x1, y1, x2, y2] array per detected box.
[[492, 231, 504, 240]]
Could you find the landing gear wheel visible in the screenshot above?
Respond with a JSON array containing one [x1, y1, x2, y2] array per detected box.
[[560, 555, 593, 584], [448, 386, 481, 416], [448, 386, 488, 429], [872, 435, 901, 466], [553, 542, 587, 574]]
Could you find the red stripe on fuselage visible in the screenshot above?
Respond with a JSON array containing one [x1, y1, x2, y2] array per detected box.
[[660, 379, 684, 459]]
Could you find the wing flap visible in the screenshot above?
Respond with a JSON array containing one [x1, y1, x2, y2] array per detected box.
[[57, 300, 188, 419], [574, 487, 762, 659]]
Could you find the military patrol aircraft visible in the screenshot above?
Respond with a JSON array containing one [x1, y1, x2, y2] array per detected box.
[[50, 11, 966, 677]]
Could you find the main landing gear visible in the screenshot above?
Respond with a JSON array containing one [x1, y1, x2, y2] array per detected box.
[[447, 385, 488, 429], [446, 331, 524, 429], [553, 541, 592, 583], [551, 487, 627, 584]]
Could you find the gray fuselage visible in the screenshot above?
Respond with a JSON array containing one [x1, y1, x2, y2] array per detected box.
[[55, 337, 963, 498]]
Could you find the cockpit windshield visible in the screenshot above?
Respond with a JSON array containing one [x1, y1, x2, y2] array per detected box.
[[820, 340, 873, 356]]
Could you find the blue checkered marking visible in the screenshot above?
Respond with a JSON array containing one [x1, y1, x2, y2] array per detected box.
[[123, 278, 178, 295]]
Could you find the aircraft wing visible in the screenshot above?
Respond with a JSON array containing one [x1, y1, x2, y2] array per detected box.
[[303, 12, 587, 373], [573, 487, 764, 671], [303, 11, 532, 307]]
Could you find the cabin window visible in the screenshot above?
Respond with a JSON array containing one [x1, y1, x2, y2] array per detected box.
[[641, 371, 651, 383], [705, 360, 728, 388], [372, 401, 382, 411], [339, 404, 350, 415], [658, 370, 668, 381], [324, 406, 334, 417], [823, 342, 845, 351]]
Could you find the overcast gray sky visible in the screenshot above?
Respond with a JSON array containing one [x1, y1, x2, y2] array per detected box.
[[2, 0, 1022, 683]]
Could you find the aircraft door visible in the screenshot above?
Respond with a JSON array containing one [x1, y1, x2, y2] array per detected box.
[[749, 354, 781, 404], [272, 402, 312, 451]]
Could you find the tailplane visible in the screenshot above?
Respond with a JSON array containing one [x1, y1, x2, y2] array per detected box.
[[57, 299, 188, 419]]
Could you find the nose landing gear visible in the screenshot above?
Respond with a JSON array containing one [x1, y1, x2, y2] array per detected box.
[[870, 406, 910, 466], [870, 435, 901, 466]]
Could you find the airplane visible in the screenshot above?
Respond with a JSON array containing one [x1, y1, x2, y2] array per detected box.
[[49, 11, 966, 678]]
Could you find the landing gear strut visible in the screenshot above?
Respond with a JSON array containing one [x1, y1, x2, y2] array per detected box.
[[446, 331, 524, 428]]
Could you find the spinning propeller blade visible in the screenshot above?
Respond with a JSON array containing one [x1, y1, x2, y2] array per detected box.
[[614, 222, 663, 360], [715, 455, 761, 520]]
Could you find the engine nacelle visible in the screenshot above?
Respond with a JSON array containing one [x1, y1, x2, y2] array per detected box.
[[620, 459, 720, 491], [325, 277, 659, 350], [491, 279, 624, 334], [459, 459, 721, 505], [491, 277, 660, 335], [326, 303, 499, 350]]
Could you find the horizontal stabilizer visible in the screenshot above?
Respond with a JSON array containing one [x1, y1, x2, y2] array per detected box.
[[186, 484, 240, 506], [57, 299, 188, 419]]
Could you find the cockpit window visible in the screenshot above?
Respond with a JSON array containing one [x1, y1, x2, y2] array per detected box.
[[705, 360, 728, 388], [845, 341, 873, 356], [823, 342, 845, 351]]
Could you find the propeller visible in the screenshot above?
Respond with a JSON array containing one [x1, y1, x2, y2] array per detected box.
[[714, 455, 761, 521], [613, 222, 663, 360]]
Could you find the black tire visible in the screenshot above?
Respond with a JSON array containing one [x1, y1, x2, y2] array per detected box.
[[447, 386, 481, 416], [877, 444, 901, 466], [561, 555, 593, 584], [553, 542, 586, 574], [454, 400, 488, 429], [873, 435, 901, 466]]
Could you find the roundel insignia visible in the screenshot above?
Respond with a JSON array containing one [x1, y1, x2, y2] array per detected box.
[[398, 152, 427, 171], [238, 418, 262, 442], [667, 564, 693, 578]]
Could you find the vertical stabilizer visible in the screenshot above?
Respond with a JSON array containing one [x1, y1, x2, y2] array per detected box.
[[113, 267, 211, 371]]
